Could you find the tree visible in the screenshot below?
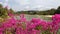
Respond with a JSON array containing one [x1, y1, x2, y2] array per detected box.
[[0, 4, 8, 18], [9, 8, 14, 14], [55, 6, 60, 14], [0, 4, 3, 8]]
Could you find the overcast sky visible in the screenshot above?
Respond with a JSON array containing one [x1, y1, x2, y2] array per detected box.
[[0, 0, 60, 11]]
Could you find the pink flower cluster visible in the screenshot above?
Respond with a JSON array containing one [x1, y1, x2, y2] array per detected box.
[[0, 14, 60, 34]]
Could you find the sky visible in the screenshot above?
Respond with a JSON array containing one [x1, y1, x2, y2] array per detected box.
[[0, 0, 60, 11]]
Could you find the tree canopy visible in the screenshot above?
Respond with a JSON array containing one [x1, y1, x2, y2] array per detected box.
[[55, 6, 60, 14], [0, 4, 14, 18]]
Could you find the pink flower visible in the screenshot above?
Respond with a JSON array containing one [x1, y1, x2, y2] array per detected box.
[[31, 29, 40, 34], [0, 32, 3, 34], [31, 18, 41, 23], [0, 14, 60, 34], [20, 14, 25, 18]]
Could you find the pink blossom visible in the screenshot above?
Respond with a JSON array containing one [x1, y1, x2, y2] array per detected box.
[[0, 14, 60, 34]]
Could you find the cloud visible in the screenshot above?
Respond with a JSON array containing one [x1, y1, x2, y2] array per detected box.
[[10, 0, 60, 11], [5, 0, 8, 5], [0, 2, 3, 4], [5, 0, 8, 2], [2, 0, 9, 7], [1, 0, 60, 11], [14, 0, 29, 5]]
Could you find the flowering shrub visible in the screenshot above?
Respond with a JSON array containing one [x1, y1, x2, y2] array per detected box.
[[0, 14, 60, 34]]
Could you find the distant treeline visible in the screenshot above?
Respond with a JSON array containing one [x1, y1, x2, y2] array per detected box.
[[16, 6, 60, 15], [0, 4, 60, 16]]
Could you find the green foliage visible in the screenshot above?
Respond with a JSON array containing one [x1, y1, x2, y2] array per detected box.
[[0, 6, 8, 18], [0, 4, 15, 18], [16, 6, 60, 15], [9, 8, 14, 14], [16, 9, 56, 15], [0, 4, 3, 8], [55, 6, 60, 14]]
